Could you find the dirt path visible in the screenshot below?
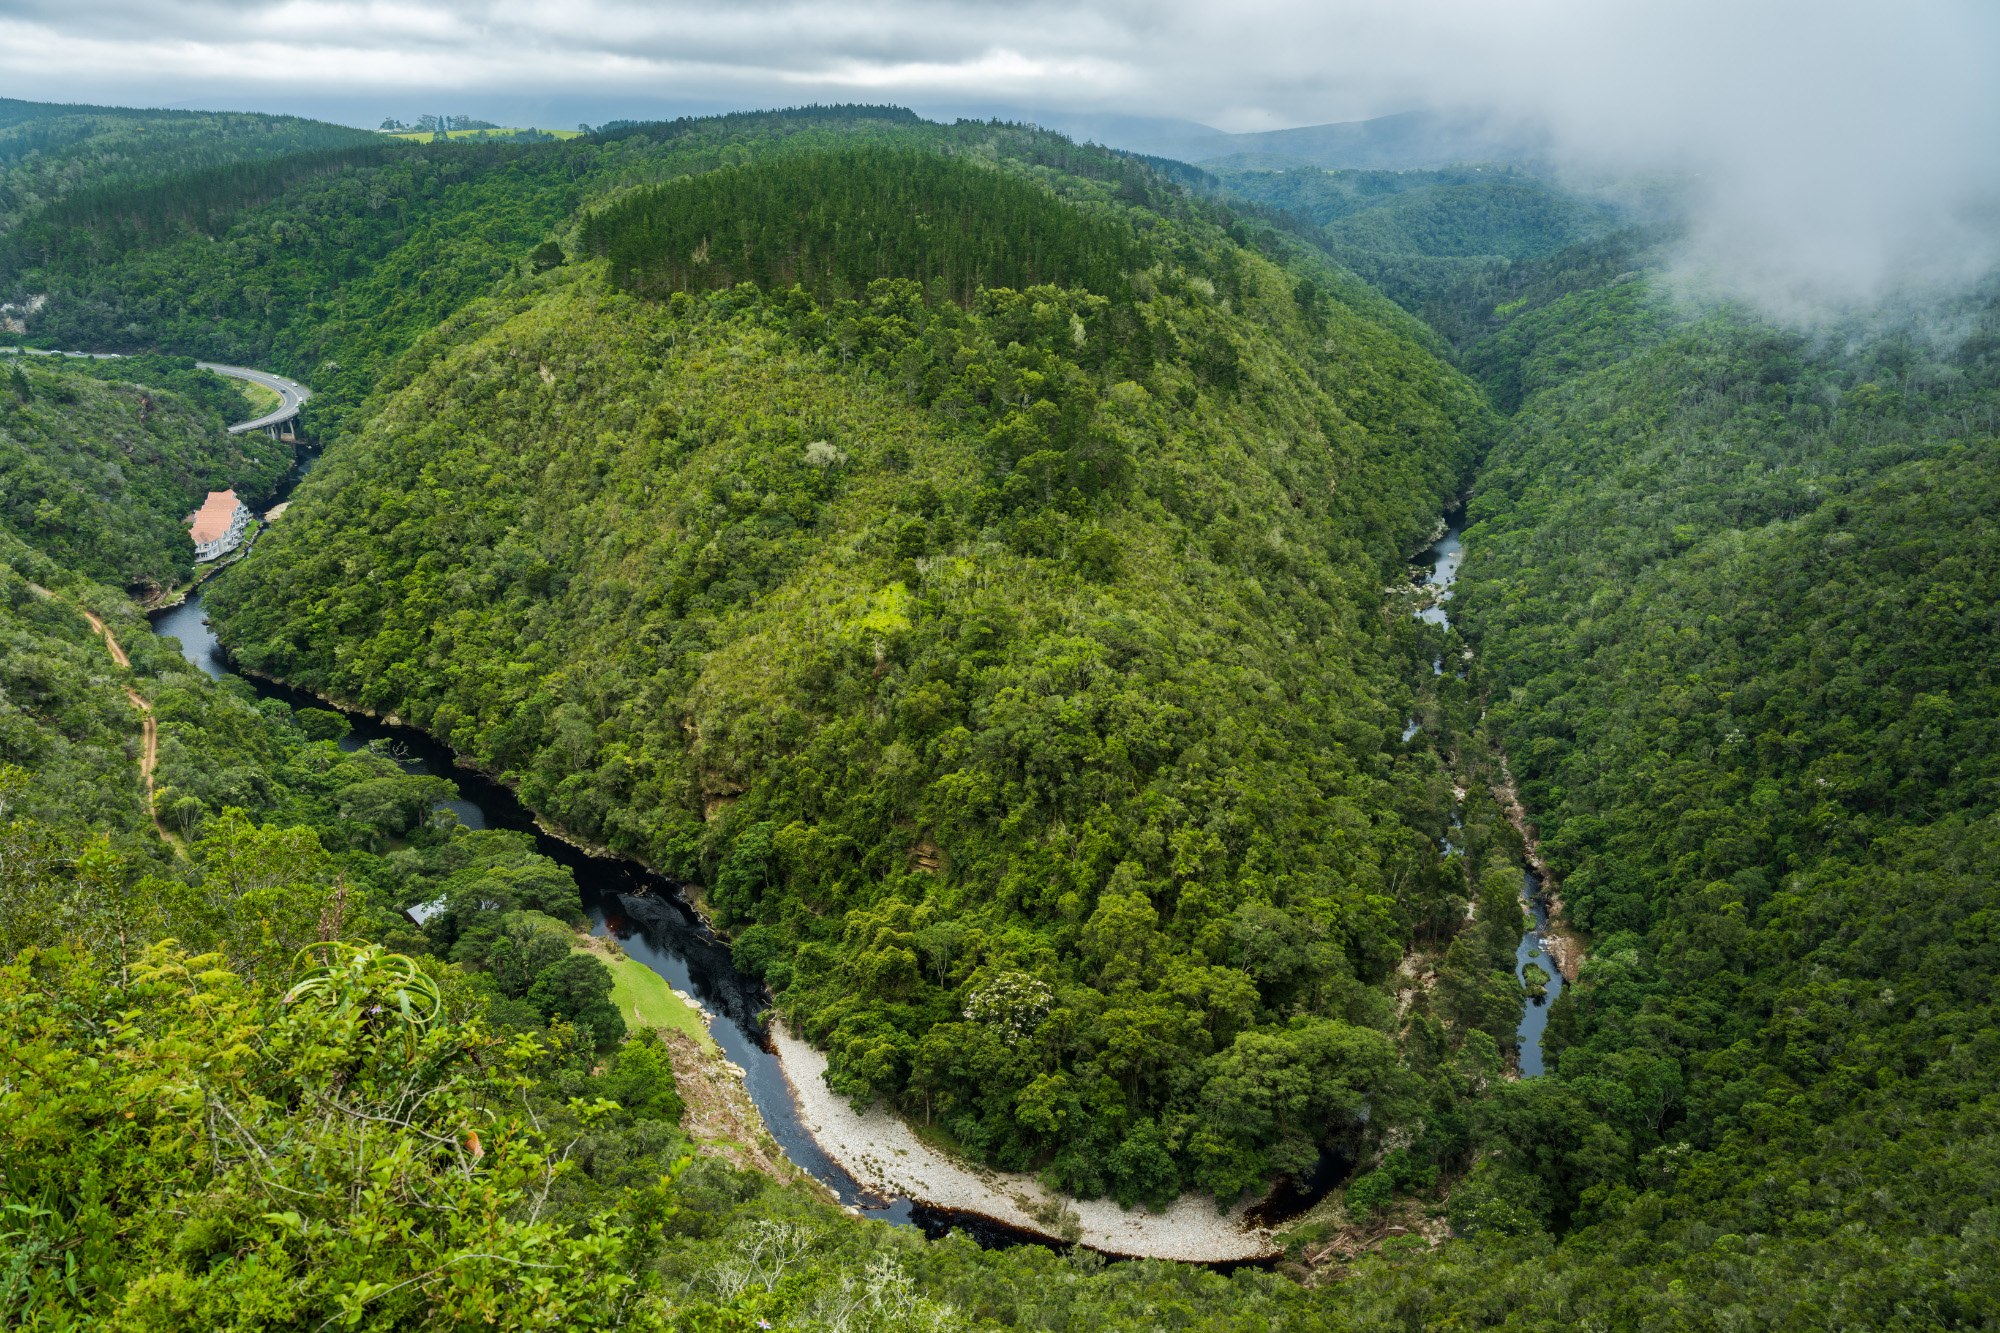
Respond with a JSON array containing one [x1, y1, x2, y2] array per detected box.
[[78, 608, 129, 666], [125, 688, 160, 794], [73, 606, 178, 851]]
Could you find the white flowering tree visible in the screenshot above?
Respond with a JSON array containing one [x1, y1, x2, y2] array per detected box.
[[962, 970, 1054, 1047]]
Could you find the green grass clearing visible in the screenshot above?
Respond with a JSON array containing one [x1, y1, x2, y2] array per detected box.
[[502, 910, 715, 1050], [234, 378, 282, 415], [591, 945, 717, 1052]]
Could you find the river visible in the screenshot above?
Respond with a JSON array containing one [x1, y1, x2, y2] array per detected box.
[[1513, 877, 1564, 1076], [151, 583, 952, 1235], [1411, 523, 1563, 1076]]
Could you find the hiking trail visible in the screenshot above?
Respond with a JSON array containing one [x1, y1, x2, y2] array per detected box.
[[73, 604, 178, 852]]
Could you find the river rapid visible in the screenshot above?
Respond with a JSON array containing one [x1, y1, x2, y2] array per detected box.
[[1410, 524, 1564, 1076]]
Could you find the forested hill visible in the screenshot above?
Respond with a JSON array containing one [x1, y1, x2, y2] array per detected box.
[[1169, 137, 2000, 1322], [1210, 165, 1627, 318], [1, 353, 289, 589], [2, 108, 1219, 443], [1335, 227, 2000, 1318], [10, 95, 2000, 1328], [0, 109, 1546, 1327], [0, 98, 377, 234], [208, 136, 1499, 1208]]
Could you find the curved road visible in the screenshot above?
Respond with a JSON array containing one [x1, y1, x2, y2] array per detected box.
[[196, 361, 311, 434], [1, 346, 309, 433]]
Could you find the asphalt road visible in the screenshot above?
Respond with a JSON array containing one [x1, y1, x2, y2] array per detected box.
[[2, 346, 310, 434], [193, 361, 312, 434]]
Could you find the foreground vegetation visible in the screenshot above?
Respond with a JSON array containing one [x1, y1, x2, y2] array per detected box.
[[0, 917, 1355, 1330]]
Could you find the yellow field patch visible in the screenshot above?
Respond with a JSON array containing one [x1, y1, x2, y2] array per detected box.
[[380, 128, 584, 143]]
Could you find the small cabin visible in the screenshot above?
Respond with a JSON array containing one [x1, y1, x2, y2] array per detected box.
[[404, 898, 447, 928]]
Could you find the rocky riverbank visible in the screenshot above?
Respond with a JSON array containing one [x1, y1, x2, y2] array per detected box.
[[771, 1020, 1281, 1262], [1491, 754, 1586, 983]]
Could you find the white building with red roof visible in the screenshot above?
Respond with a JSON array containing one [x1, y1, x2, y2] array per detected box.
[[188, 489, 251, 562]]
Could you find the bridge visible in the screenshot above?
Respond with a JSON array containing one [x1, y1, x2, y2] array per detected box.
[[1, 347, 310, 436], [196, 362, 311, 436]]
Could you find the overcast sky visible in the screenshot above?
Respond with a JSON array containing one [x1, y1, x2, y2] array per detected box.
[[4, 0, 1997, 304]]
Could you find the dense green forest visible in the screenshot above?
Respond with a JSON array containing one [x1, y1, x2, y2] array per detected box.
[[0, 462, 1390, 1328], [0, 417, 710, 1325], [0, 98, 376, 235], [1346, 246, 2000, 1321], [2, 109, 1200, 442], [1214, 165, 1608, 244], [3, 97, 1999, 1328], [1212, 165, 1623, 315], [582, 148, 1151, 302]]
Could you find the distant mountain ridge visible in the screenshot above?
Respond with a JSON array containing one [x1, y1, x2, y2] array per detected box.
[[0, 97, 378, 235], [925, 106, 1551, 172]]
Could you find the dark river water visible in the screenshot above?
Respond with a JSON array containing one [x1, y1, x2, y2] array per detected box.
[[1412, 524, 1561, 1076], [146, 439, 956, 1231]]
